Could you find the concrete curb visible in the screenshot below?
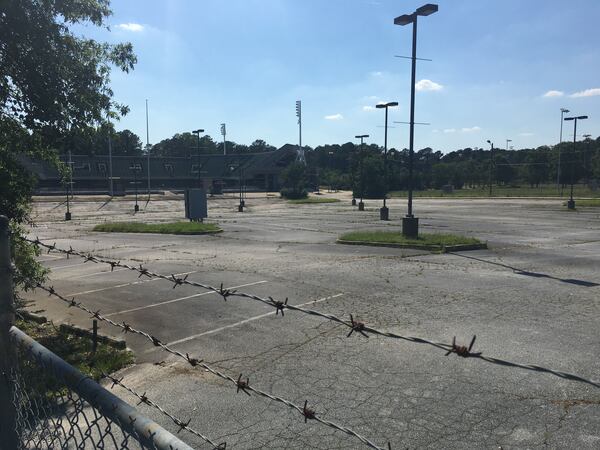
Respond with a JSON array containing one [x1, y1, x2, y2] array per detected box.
[[336, 239, 487, 253], [94, 228, 223, 236]]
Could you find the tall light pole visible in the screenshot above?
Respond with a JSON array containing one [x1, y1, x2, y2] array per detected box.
[[355, 135, 369, 211], [192, 129, 204, 188], [221, 123, 227, 155], [376, 101, 398, 220], [487, 140, 494, 197], [558, 107, 569, 194], [506, 139, 512, 150], [65, 150, 72, 221], [296, 101, 305, 164], [564, 115, 588, 209], [394, 3, 438, 238], [146, 99, 151, 197]]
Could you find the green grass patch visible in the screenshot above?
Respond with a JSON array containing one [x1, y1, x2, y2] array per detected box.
[[17, 319, 134, 382], [566, 199, 600, 207], [339, 231, 483, 247], [288, 197, 341, 204], [93, 221, 221, 235], [389, 185, 600, 198]]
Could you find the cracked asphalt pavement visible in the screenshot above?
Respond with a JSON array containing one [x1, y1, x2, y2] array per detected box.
[[23, 192, 600, 449]]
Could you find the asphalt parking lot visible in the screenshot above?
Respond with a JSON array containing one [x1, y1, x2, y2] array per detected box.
[[23, 193, 600, 449]]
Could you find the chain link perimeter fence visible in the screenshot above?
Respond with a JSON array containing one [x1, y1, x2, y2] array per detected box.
[[1, 217, 194, 450]]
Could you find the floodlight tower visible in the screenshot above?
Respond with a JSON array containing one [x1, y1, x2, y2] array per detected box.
[[221, 123, 227, 155], [296, 100, 306, 164], [394, 3, 438, 238], [506, 139, 512, 150]]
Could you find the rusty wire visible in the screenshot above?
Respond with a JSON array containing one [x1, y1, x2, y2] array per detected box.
[[24, 237, 600, 390], [35, 282, 388, 450], [102, 373, 226, 449]]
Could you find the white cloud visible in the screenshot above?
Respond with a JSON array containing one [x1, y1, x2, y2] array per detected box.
[[542, 90, 564, 98], [370, 71, 383, 77], [364, 95, 379, 100], [415, 79, 443, 92], [461, 126, 481, 133], [362, 106, 376, 112], [324, 113, 344, 121], [443, 128, 456, 133], [570, 88, 600, 98], [519, 132, 534, 137], [116, 23, 144, 32]]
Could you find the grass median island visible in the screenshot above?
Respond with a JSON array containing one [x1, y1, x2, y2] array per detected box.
[[566, 199, 600, 207], [338, 231, 486, 252], [17, 319, 134, 381], [288, 197, 341, 204], [93, 221, 222, 235]]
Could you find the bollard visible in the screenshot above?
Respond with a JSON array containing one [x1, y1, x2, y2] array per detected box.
[[358, 201, 365, 211]]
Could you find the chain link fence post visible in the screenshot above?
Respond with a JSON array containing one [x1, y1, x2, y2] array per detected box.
[[0, 215, 17, 449]]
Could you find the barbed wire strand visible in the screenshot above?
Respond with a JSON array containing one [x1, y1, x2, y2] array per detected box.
[[24, 237, 600, 389], [101, 373, 226, 449], [34, 282, 388, 450]]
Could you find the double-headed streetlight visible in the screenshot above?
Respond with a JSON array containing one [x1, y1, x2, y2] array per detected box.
[[192, 129, 204, 188], [564, 115, 588, 209], [376, 102, 398, 220], [355, 135, 369, 211], [394, 3, 438, 238], [557, 107, 569, 194], [487, 140, 494, 197]]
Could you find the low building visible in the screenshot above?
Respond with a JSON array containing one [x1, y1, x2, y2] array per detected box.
[[21, 145, 299, 195]]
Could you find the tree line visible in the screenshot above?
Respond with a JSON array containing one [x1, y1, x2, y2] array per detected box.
[[52, 125, 600, 196]]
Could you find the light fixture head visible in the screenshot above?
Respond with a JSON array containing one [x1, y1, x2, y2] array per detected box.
[[561, 108, 570, 113], [416, 3, 438, 16], [355, 134, 369, 139], [394, 14, 414, 26], [192, 129, 204, 134]]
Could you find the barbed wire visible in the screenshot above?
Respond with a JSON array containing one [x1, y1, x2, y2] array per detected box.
[[101, 373, 226, 449], [24, 237, 600, 389], [34, 282, 388, 450]]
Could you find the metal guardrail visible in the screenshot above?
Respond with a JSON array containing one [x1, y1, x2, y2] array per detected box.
[[9, 325, 195, 450], [0, 216, 195, 450]]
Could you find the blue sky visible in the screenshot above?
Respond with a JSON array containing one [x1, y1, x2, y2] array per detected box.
[[89, 0, 600, 152]]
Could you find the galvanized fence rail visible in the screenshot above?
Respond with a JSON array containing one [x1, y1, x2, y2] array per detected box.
[[0, 216, 195, 450]]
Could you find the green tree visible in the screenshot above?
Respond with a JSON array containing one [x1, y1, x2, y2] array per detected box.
[[0, 0, 136, 293], [279, 162, 308, 199]]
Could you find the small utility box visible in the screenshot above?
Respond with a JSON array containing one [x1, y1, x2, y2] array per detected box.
[[185, 188, 208, 221]]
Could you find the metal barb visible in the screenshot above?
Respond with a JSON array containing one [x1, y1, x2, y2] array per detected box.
[[236, 374, 251, 396], [347, 314, 369, 338]]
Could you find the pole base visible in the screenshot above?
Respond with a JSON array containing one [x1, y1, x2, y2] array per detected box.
[[567, 199, 576, 210], [65, 212, 71, 221], [358, 201, 365, 211], [379, 206, 389, 221], [240, 199, 245, 208], [402, 216, 419, 238], [238, 204, 244, 212], [351, 198, 356, 206], [134, 204, 139, 212]]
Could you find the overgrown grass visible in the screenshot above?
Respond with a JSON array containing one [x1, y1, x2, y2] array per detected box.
[[93, 221, 221, 234], [339, 231, 482, 247], [17, 319, 134, 382], [288, 197, 341, 204], [389, 185, 600, 198]]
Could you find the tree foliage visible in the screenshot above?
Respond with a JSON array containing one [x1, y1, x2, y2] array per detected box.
[[0, 0, 136, 292]]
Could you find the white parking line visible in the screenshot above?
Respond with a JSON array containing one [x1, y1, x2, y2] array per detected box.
[[69, 268, 129, 280], [65, 271, 197, 297], [163, 293, 344, 348], [47, 262, 89, 270], [105, 280, 268, 317]]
